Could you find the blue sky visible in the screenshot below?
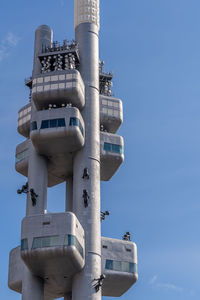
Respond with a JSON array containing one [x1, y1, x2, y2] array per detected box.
[[0, 0, 200, 299]]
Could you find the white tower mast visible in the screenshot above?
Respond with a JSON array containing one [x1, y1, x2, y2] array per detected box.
[[72, 1, 101, 299], [8, 1, 138, 299]]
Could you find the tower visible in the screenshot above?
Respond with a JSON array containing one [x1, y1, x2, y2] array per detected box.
[[8, 1, 138, 299]]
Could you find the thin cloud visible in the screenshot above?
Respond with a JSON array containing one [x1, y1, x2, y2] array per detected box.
[[149, 275, 158, 285], [0, 32, 20, 62], [156, 282, 183, 292], [6, 32, 20, 47], [149, 274, 183, 293]]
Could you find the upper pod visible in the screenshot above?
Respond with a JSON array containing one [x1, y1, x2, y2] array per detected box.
[[32, 70, 85, 111], [32, 25, 85, 110]]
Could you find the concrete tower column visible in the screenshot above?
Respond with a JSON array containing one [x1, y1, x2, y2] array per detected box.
[[23, 25, 52, 300], [26, 25, 52, 216], [66, 177, 73, 212], [22, 265, 44, 300], [72, 1, 101, 300]]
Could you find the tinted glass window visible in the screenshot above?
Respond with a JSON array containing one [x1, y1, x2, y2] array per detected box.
[[104, 143, 112, 152], [58, 118, 66, 127], [69, 117, 78, 126], [113, 260, 121, 271], [69, 117, 84, 136], [32, 236, 60, 249], [104, 142, 123, 154], [41, 119, 66, 129], [105, 259, 137, 274], [21, 239, 28, 251], [129, 263, 137, 273], [64, 234, 84, 258], [16, 149, 29, 163], [50, 119, 57, 128], [105, 260, 113, 270], [121, 261, 130, 272], [75, 237, 84, 258], [30, 121, 37, 131], [41, 120, 49, 129]]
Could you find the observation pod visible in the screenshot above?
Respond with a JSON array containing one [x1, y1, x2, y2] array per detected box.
[[30, 106, 84, 156], [100, 132, 124, 181], [8, 246, 24, 294], [101, 237, 138, 297], [21, 212, 85, 293], [100, 95, 123, 133], [15, 139, 71, 187], [15, 139, 30, 177], [32, 69, 85, 110], [17, 103, 32, 138]]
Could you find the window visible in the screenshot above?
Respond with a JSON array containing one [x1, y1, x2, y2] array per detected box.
[[69, 117, 84, 136], [105, 260, 113, 270], [129, 263, 138, 274], [50, 119, 57, 128], [32, 235, 60, 249], [121, 261, 130, 273], [21, 239, 28, 251], [113, 260, 122, 271], [58, 118, 66, 127], [69, 117, 79, 126], [64, 234, 84, 258], [104, 142, 123, 154], [41, 118, 66, 129], [105, 259, 137, 274], [30, 121, 37, 131], [15, 149, 29, 163], [41, 120, 49, 129]]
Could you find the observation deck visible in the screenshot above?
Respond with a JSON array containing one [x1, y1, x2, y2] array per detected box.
[[100, 95, 123, 133], [32, 70, 85, 110], [8, 235, 137, 299], [17, 103, 31, 138], [101, 237, 138, 297], [21, 212, 84, 276], [100, 132, 124, 181], [8, 246, 23, 294], [9, 212, 85, 299], [30, 107, 84, 156], [15, 130, 123, 185], [15, 139, 30, 177], [21, 212, 84, 298]]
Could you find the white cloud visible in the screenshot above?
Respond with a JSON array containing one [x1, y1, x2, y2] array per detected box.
[[149, 274, 183, 293], [149, 275, 158, 285], [156, 282, 183, 292], [0, 32, 20, 62], [6, 32, 20, 47]]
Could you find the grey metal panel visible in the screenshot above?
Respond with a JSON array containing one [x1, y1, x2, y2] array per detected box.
[[32, 69, 85, 110], [100, 132, 124, 181], [18, 103, 32, 138], [100, 95, 123, 133], [101, 237, 138, 297]]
